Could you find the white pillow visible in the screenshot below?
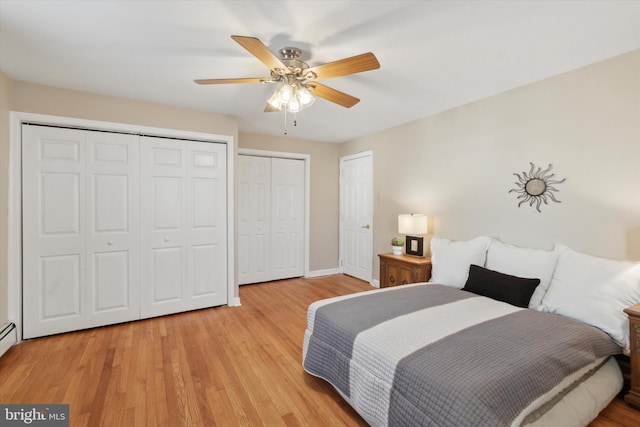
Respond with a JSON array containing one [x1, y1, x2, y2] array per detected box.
[[485, 241, 559, 310], [541, 244, 640, 352], [429, 236, 491, 288]]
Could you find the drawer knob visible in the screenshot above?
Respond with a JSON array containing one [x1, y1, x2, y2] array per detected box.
[[389, 275, 395, 284]]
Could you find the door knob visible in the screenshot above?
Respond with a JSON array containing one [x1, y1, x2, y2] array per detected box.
[[362, 224, 370, 229]]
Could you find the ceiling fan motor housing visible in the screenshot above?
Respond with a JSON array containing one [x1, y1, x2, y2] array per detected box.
[[279, 47, 301, 60], [275, 47, 311, 80]]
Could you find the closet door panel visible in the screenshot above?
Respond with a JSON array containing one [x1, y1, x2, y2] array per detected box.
[[141, 138, 187, 316], [238, 155, 271, 285], [148, 179, 185, 303], [85, 131, 140, 326], [270, 158, 305, 281], [238, 155, 305, 284], [92, 251, 129, 311], [192, 245, 218, 295], [187, 142, 227, 305], [153, 177, 183, 231], [23, 126, 141, 339], [22, 126, 87, 339], [152, 247, 183, 302], [140, 137, 227, 317], [40, 172, 82, 235], [40, 254, 81, 319]]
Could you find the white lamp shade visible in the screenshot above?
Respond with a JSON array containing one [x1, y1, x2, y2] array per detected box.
[[398, 214, 428, 235]]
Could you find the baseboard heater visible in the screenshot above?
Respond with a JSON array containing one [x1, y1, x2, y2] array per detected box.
[[0, 322, 17, 358]]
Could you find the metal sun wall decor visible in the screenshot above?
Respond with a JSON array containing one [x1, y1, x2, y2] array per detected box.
[[509, 163, 566, 213]]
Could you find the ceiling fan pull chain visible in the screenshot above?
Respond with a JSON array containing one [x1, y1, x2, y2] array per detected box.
[[294, 112, 298, 127], [283, 108, 288, 135]]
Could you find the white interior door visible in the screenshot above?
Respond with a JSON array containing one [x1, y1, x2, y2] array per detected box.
[[340, 152, 373, 282], [22, 126, 140, 339], [238, 155, 271, 284], [140, 136, 227, 318], [238, 155, 305, 284], [270, 157, 305, 281]]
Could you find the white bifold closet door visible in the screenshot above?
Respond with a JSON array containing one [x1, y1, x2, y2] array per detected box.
[[238, 155, 304, 284], [22, 126, 228, 339], [139, 136, 227, 317], [22, 126, 141, 338]]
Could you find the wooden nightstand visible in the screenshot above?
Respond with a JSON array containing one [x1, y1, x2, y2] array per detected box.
[[378, 253, 432, 288], [624, 304, 640, 408]]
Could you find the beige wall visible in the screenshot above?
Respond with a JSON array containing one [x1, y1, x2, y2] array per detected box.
[[340, 49, 640, 280], [11, 80, 238, 137], [0, 70, 12, 325], [238, 132, 340, 272]]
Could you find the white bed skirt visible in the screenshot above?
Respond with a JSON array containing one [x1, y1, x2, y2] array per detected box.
[[528, 357, 622, 427]]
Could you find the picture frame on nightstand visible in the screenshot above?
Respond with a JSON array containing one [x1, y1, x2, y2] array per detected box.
[[405, 236, 424, 256]]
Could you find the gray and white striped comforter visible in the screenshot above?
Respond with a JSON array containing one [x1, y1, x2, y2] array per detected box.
[[302, 284, 621, 427]]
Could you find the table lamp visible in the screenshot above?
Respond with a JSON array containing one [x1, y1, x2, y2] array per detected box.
[[398, 213, 428, 256]]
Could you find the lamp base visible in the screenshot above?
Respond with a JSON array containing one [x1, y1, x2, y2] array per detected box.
[[405, 236, 424, 256]]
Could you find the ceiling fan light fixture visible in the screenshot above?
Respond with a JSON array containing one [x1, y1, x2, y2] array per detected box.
[[297, 86, 314, 105], [277, 83, 294, 103], [288, 96, 301, 113], [267, 90, 283, 110], [268, 81, 316, 113]]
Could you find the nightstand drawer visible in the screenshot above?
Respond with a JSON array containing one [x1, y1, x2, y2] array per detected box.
[[378, 253, 431, 288]]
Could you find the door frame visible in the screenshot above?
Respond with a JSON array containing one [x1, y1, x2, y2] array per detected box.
[[238, 148, 310, 279], [339, 150, 374, 284], [8, 111, 237, 341]]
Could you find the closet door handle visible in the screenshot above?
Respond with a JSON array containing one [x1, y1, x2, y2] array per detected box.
[[362, 224, 370, 229]]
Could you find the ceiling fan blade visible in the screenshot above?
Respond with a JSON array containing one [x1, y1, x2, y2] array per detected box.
[[304, 52, 380, 80], [231, 35, 287, 72], [307, 82, 360, 108], [194, 77, 267, 85], [264, 103, 280, 113]]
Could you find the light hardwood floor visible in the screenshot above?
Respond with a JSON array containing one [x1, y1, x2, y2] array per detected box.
[[0, 274, 638, 426]]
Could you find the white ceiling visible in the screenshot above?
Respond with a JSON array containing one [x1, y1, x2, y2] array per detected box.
[[1, 1, 639, 143]]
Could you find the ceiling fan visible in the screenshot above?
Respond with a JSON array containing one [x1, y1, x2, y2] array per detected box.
[[195, 35, 380, 117]]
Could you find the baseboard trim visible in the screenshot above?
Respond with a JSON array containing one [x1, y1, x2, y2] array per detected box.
[[0, 323, 17, 358], [308, 268, 339, 278]]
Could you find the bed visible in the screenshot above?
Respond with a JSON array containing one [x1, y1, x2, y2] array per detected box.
[[302, 237, 640, 426]]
